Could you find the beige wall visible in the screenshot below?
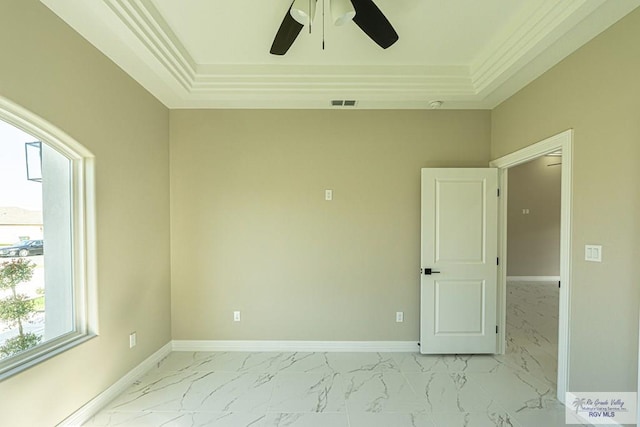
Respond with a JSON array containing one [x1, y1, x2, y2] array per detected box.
[[507, 156, 561, 277], [492, 8, 640, 392], [2, 0, 638, 422], [170, 110, 491, 341], [0, 1, 171, 425]]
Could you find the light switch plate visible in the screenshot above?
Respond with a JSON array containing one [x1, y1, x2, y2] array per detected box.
[[585, 245, 602, 262]]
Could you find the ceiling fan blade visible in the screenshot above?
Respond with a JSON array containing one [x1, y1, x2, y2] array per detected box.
[[270, 4, 304, 55], [351, 0, 398, 49]]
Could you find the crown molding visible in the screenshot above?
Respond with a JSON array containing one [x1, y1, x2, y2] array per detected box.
[[40, 0, 640, 109], [105, 0, 478, 97], [191, 68, 475, 96], [103, 0, 196, 91], [471, 0, 606, 96]]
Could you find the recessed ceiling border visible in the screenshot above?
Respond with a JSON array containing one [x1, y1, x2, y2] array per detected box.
[[40, 0, 640, 108]]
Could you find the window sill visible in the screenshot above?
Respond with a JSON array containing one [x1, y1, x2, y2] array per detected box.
[[0, 333, 97, 382]]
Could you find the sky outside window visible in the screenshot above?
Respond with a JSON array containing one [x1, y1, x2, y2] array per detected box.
[[0, 121, 42, 211]]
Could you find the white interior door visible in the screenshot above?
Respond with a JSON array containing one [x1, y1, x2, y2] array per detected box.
[[420, 168, 498, 354]]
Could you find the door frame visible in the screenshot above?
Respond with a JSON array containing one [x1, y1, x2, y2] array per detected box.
[[490, 129, 573, 403]]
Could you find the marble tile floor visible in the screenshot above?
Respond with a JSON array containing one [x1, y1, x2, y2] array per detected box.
[[86, 282, 580, 427]]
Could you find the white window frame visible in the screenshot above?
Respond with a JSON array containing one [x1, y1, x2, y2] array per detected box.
[[0, 96, 97, 380]]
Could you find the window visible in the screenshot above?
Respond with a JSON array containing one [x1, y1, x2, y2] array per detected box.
[[0, 97, 96, 379]]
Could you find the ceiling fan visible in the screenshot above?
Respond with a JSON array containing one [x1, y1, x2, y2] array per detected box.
[[270, 0, 399, 55]]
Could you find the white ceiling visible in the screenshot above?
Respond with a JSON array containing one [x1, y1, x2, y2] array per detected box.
[[41, 0, 639, 109]]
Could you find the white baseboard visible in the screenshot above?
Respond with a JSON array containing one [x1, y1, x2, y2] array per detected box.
[[172, 340, 420, 353], [59, 342, 172, 427], [507, 276, 560, 282]]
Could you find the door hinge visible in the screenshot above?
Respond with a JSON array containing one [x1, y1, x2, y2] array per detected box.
[[497, 188, 500, 197], [496, 257, 499, 266], [559, 281, 561, 288], [496, 325, 499, 334]]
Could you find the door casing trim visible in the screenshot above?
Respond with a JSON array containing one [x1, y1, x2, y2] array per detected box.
[[490, 129, 573, 403]]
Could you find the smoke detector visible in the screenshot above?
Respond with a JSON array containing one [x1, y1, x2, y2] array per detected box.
[[429, 101, 444, 109]]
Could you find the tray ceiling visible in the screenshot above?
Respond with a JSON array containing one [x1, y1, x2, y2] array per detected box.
[[40, 0, 640, 109]]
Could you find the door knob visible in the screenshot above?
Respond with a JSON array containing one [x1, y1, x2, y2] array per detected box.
[[422, 268, 441, 275]]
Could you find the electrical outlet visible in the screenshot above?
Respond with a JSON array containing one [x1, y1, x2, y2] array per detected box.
[[325, 189, 333, 201], [233, 311, 241, 322], [129, 332, 137, 348], [396, 312, 404, 323]]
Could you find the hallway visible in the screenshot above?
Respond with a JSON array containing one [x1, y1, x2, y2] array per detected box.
[[502, 281, 559, 388]]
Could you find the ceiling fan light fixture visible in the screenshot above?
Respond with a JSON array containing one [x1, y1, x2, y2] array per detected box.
[[330, 0, 356, 26], [290, 0, 317, 26]]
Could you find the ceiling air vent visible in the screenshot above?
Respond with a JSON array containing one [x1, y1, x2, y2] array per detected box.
[[331, 100, 358, 107]]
